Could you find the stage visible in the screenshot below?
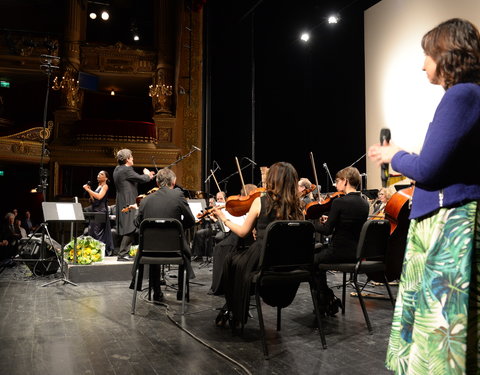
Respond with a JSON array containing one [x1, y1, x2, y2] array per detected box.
[[0, 259, 396, 374]]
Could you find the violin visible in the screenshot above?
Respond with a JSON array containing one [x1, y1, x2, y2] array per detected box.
[[196, 205, 225, 220], [300, 183, 317, 197], [225, 187, 266, 217], [121, 187, 159, 213], [304, 191, 345, 220]]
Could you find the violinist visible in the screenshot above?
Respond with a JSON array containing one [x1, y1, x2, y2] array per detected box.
[[209, 186, 255, 296], [298, 177, 315, 205], [191, 191, 226, 261], [113, 149, 155, 262], [129, 168, 195, 303], [211, 162, 304, 328], [314, 166, 370, 314]]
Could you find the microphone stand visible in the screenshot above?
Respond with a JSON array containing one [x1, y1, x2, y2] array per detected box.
[[323, 163, 334, 192], [164, 147, 200, 169], [217, 162, 254, 186], [349, 153, 366, 168]]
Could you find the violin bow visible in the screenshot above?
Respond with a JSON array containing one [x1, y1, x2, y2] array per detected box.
[[210, 169, 222, 193], [235, 156, 247, 195], [309, 152, 322, 202]]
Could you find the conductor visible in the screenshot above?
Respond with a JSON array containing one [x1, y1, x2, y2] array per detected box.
[[113, 149, 155, 261]]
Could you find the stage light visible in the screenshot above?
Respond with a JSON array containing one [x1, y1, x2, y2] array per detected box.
[[133, 35, 140, 41], [110, 90, 115, 96], [300, 32, 310, 42], [328, 15, 339, 24], [101, 11, 109, 20], [89, 12, 97, 19]]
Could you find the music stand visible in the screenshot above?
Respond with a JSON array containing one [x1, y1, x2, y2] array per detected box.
[[41, 202, 85, 287]]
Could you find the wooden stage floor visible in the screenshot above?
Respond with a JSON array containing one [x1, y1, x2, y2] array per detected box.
[[0, 258, 395, 374]]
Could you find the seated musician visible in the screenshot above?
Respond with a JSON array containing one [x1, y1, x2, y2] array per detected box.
[[191, 191, 226, 261], [314, 166, 370, 314], [370, 186, 395, 218], [209, 184, 257, 296], [129, 168, 195, 303], [298, 177, 315, 205]]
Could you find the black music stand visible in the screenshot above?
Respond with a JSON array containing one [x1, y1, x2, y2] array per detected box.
[[41, 202, 85, 287]]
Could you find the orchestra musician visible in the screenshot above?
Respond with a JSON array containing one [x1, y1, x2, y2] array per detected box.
[[130, 167, 195, 303], [211, 162, 304, 328], [191, 191, 226, 261], [113, 149, 155, 261], [298, 177, 315, 205], [368, 18, 480, 374], [314, 166, 370, 314], [369, 186, 396, 218], [209, 185, 257, 296], [83, 170, 114, 255]]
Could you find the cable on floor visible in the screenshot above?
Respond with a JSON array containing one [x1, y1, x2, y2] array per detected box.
[[139, 291, 253, 375]]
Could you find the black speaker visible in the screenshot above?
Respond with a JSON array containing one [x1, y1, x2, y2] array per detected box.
[[18, 234, 61, 275]]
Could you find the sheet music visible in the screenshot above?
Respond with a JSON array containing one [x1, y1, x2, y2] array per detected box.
[[57, 203, 76, 220]]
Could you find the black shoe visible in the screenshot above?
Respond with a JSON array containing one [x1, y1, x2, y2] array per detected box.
[[153, 292, 164, 304], [117, 256, 131, 262], [215, 307, 230, 328]]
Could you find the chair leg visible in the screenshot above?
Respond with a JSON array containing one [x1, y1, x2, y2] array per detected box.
[[341, 272, 347, 315], [384, 275, 395, 307], [353, 275, 373, 333], [181, 266, 187, 315], [131, 269, 140, 314], [277, 307, 281, 331], [254, 285, 269, 358], [309, 281, 327, 349]]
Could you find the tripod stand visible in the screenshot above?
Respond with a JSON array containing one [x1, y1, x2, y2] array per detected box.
[[40, 202, 85, 287]]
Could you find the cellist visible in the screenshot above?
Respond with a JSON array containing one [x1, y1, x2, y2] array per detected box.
[[313, 166, 370, 315]]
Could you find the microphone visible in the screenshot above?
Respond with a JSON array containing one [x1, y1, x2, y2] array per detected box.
[[192, 145, 201, 152], [243, 157, 257, 166], [86, 180, 92, 186], [380, 128, 391, 187]]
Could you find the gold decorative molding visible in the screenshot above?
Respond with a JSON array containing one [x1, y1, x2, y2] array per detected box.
[[0, 121, 53, 143], [81, 42, 156, 74]]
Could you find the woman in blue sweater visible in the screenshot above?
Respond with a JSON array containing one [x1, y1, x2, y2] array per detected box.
[[369, 18, 480, 375]]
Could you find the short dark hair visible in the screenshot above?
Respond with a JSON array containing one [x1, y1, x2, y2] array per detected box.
[[422, 18, 480, 89], [336, 166, 361, 189]]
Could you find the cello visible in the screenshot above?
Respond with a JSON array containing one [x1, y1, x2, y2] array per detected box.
[[368, 185, 414, 282]]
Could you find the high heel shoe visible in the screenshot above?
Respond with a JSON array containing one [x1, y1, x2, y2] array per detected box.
[[215, 307, 230, 328]]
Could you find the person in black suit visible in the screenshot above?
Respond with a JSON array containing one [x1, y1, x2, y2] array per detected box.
[[314, 166, 370, 313], [132, 167, 196, 302], [113, 149, 154, 261]]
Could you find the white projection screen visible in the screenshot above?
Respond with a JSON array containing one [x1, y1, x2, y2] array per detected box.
[[364, 0, 480, 188]]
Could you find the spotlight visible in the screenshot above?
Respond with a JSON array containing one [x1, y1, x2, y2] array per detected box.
[[101, 11, 109, 20], [110, 90, 115, 96], [133, 35, 140, 41], [89, 12, 97, 19], [328, 15, 339, 24], [300, 32, 310, 42]]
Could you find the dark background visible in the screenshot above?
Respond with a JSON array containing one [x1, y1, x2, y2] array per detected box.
[[206, 0, 381, 195]]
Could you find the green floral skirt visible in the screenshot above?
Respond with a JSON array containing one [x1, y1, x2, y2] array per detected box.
[[386, 201, 479, 375]]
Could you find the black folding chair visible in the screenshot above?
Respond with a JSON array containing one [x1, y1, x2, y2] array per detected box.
[[250, 220, 327, 358], [131, 218, 188, 315], [318, 219, 395, 333]]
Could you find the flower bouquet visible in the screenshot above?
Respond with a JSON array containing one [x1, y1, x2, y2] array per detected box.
[[64, 236, 105, 264], [129, 245, 138, 258]]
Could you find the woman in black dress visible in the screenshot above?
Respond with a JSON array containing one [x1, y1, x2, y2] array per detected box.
[[83, 170, 114, 255], [212, 162, 304, 327]]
